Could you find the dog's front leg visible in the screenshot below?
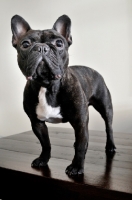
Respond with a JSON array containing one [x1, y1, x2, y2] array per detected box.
[[31, 119, 51, 167], [66, 114, 89, 176]]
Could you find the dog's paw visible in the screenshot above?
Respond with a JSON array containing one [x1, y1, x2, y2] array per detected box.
[[31, 157, 48, 167], [105, 142, 116, 156], [65, 164, 84, 176]]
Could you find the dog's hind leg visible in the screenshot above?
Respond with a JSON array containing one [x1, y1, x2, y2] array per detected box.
[[90, 88, 116, 155]]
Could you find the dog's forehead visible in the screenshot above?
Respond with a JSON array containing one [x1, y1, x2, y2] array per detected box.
[[42, 29, 66, 42], [20, 30, 42, 42], [23, 29, 63, 42], [43, 29, 62, 38]]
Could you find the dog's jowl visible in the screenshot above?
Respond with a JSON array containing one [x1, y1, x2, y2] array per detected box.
[[11, 14, 116, 176]]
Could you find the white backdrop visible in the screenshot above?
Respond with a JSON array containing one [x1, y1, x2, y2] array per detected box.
[[0, 0, 132, 136]]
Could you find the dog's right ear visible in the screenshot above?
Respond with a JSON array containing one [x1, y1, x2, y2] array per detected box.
[[52, 15, 72, 46], [11, 15, 31, 48]]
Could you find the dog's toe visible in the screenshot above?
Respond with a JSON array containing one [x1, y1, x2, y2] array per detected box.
[[31, 157, 48, 167], [65, 164, 84, 176], [105, 143, 116, 157]]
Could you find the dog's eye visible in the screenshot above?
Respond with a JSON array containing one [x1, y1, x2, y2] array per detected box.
[[56, 40, 63, 48], [22, 41, 30, 48]]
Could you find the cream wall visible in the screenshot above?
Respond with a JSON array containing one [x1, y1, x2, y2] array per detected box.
[[0, 0, 132, 136]]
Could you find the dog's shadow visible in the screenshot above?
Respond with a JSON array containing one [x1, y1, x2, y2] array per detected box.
[[33, 165, 52, 178], [96, 153, 115, 189]]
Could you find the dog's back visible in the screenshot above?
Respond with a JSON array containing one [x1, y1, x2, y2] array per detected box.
[[69, 65, 108, 104]]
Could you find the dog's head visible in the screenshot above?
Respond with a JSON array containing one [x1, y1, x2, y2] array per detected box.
[[11, 15, 72, 87]]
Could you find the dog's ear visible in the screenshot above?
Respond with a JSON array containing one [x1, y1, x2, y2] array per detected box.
[[52, 15, 72, 46], [11, 15, 31, 48]]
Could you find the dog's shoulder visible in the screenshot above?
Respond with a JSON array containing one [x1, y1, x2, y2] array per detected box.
[[69, 65, 96, 76], [69, 65, 105, 83]]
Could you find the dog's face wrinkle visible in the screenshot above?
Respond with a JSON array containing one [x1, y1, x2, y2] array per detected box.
[[25, 49, 42, 76], [49, 49, 59, 68]]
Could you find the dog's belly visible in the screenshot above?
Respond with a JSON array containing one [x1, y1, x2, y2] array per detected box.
[[36, 87, 63, 123]]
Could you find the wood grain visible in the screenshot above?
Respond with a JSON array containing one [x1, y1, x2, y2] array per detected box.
[[0, 127, 132, 199]]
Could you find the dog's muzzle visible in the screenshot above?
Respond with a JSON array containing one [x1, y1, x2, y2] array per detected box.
[[26, 43, 62, 81]]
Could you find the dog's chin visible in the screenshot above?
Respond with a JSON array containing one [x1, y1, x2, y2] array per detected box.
[[26, 71, 61, 87]]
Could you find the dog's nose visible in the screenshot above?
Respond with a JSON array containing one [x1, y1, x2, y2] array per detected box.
[[35, 44, 50, 54]]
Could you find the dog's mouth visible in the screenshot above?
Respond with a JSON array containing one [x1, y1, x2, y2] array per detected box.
[[26, 60, 62, 83]]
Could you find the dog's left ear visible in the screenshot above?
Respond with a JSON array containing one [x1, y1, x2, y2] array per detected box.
[[11, 15, 31, 48], [52, 15, 72, 46]]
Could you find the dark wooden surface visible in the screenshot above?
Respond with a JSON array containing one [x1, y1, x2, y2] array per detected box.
[[0, 127, 132, 199]]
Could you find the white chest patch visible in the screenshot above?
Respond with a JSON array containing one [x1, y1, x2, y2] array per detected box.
[[36, 87, 63, 123]]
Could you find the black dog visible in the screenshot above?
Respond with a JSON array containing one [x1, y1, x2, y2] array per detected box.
[[11, 14, 116, 176]]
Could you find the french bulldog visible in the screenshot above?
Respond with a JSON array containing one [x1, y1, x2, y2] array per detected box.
[[11, 14, 116, 176]]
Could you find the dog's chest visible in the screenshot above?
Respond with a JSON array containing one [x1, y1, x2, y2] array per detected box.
[[36, 87, 62, 123]]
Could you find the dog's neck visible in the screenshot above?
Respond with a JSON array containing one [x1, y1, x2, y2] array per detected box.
[[47, 79, 61, 94]]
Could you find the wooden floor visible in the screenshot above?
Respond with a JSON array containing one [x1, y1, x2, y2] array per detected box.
[[0, 127, 132, 199]]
